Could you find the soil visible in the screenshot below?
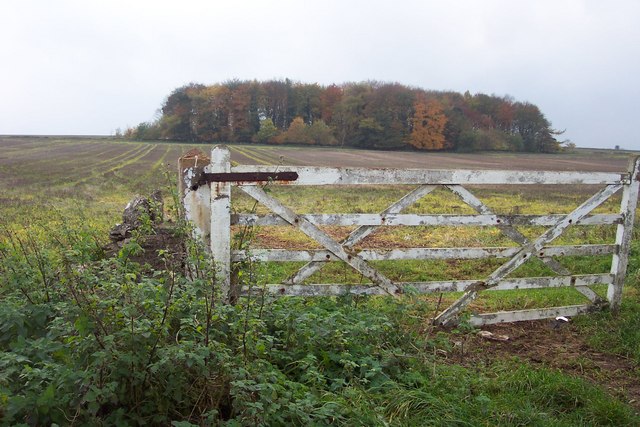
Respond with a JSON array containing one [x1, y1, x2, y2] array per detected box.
[[240, 145, 632, 172], [104, 223, 187, 273], [446, 320, 640, 412]]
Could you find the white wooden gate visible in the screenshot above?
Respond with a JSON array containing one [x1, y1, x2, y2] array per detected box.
[[180, 146, 640, 326]]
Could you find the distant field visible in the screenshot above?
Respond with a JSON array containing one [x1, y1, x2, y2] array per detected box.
[[229, 142, 635, 171], [1, 136, 636, 183], [0, 135, 635, 231]]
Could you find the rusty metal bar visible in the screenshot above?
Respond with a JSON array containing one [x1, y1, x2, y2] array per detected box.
[[191, 171, 298, 190]]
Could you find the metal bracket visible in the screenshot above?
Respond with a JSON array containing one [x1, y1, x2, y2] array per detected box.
[[190, 171, 299, 191]]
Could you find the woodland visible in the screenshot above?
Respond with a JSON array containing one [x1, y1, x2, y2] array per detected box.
[[126, 79, 563, 153]]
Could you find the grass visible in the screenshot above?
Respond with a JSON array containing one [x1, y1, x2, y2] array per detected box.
[[1, 136, 639, 425], [574, 297, 640, 364]]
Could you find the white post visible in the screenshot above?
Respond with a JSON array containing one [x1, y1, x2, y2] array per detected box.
[[209, 146, 232, 303], [608, 156, 640, 312], [179, 150, 211, 245]]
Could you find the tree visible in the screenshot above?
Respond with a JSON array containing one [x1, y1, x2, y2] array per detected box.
[[332, 83, 370, 147], [356, 117, 384, 147], [290, 83, 323, 125], [513, 102, 560, 153], [320, 84, 343, 124], [188, 84, 230, 141], [141, 78, 561, 153], [307, 120, 337, 145], [262, 80, 291, 130], [358, 82, 414, 149], [276, 117, 312, 144], [226, 81, 253, 142], [409, 98, 448, 150], [253, 118, 280, 143], [160, 83, 204, 141]]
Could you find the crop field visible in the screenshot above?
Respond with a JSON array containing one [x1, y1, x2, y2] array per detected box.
[[0, 136, 633, 230], [2, 136, 640, 425]]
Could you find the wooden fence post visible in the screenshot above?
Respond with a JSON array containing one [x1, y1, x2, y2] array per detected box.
[[608, 156, 640, 312], [179, 149, 211, 244], [209, 146, 232, 303]]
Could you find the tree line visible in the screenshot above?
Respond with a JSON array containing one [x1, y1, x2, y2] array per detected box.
[[126, 79, 563, 153]]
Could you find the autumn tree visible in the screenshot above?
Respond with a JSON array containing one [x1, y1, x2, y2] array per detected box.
[[189, 84, 230, 141], [307, 119, 337, 145], [277, 117, 312, 144], [253, 118, 280, 143], [138, 79, 561, 153], [226, 81, 253, 141], [409, 98, 448, 150], [320, 84, 343, 124]]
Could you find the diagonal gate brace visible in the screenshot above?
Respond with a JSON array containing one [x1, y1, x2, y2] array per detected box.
[[284, 185, 437, 285], [239, 185, 402, 297], [445, 185, 603, 304], [434, 183, 622, 325]]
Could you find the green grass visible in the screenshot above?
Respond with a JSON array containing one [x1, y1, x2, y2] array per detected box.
[[573, 297, 640, 364]]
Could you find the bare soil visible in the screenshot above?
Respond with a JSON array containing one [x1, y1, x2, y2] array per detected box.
[[104, 223, 186, 273], [448, 320, 640, 412], [232, 144, 634, 171]]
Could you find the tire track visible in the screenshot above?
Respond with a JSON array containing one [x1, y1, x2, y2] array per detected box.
[[231, 145, 274, 165], [85, 144, 158, 184], [64, 144, 152, 182], [62, 143, 154, 186]]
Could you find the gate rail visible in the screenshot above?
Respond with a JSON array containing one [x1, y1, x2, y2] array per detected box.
[[180, 146, 640, 326]]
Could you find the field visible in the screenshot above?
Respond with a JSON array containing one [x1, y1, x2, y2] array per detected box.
[[0, 135, 632, 231], [2, 136, 640, 425]]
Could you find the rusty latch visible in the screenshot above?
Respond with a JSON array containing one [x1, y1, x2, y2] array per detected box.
[[190, 171, 299, 191]]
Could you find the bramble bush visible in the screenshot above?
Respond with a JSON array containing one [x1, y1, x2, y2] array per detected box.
[[0, 214, 434, 425]]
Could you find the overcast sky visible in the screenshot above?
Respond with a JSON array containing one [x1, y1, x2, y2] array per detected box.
[[1, 0, 639, 149]]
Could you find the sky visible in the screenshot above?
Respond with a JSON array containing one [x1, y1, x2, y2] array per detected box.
[[1, 0, 639, 149]]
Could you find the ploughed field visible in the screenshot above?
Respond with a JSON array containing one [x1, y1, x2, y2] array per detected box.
[[0, 135, 634, 227], [0, 136, 632, 188]]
